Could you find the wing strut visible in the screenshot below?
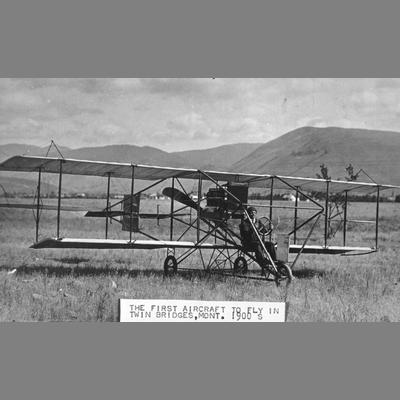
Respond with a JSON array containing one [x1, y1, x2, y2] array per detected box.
[[56, 160, 63, 239], [35, 167, 41, 242]]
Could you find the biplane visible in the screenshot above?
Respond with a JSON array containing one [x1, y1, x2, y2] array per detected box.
[[1, 155, 399, 284]]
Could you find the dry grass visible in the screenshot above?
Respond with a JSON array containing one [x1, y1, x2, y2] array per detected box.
[[1, 199, 400, 321]]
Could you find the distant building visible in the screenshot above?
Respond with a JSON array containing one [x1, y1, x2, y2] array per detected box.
[[283, 193, 296, 202]]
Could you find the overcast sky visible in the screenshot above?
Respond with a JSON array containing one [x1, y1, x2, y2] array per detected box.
[[1, 78, 400, 152]]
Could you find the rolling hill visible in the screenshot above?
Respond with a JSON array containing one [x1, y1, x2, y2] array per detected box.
[[232, 126, 400, 185], [0, 142, 260, 170], [0, 143, 71, 162], [2, 126, 400, 195], [0, 142, 261, 194], [172, 142, 262, 170], [65, 145, 188, 167]]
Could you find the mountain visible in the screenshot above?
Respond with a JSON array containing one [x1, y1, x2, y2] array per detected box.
[[172, 143, 262, 170], [0, 143, 189, 167], [0, 142, 262, 194], [232, 127, 400, 185], [0, 144, 46, 162], [2, 127, 400, 195], [1, 142, 262, 170], [64, 145, 188, 167]]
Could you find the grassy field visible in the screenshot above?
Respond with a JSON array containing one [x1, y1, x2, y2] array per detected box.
[[1, 198, 400, 321]]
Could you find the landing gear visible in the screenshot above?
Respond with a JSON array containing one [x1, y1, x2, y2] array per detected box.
[[274, 261, 293, 285], [233, 256, 248, 274], [164, 255, 178, 276]]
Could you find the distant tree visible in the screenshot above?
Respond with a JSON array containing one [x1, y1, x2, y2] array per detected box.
[[316, 163, 330, 180], [314, 163, 359, 239], [345, 163, 360, 181]]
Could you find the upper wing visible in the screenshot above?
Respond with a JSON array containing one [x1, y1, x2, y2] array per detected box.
[[1, 155, 400, 194]]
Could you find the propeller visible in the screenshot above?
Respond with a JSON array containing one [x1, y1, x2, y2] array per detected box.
[[162, 187, 200, 210], [162, 187, 228, 222]]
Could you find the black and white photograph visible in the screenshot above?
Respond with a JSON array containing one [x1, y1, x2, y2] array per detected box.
[[1, 78, 400, 322], [3, 1, 400, 399]]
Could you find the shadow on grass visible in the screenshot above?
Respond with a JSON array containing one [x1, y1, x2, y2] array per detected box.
[[2, 264, 326, 282], [48, 257, 92, 264], [293, 268, 326, 279], [8, 264, 230, 282], [46, 256, 143, 265]]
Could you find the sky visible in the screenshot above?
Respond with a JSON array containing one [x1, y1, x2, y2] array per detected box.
[[1, 78, 400, 152]]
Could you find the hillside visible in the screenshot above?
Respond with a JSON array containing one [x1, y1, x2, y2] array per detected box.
[[172, 142, 262, 170], [1, 142, 257, 169], [0, 142, 262, 194], [64, 145, 188, 167], [2, 127, 400, 194], [0, 143, 71, 162], [232, 127, 400, 185]]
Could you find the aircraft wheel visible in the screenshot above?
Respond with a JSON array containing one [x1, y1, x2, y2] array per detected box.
[[164, 255, 178, 275], [233, 256, 248, 274], [275, 262, 293, 284]]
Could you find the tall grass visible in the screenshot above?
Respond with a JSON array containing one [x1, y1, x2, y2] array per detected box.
[[0, 200, 399, 321]]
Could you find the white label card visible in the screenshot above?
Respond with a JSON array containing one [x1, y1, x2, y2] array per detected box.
[[120, 299, 286, 322]]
